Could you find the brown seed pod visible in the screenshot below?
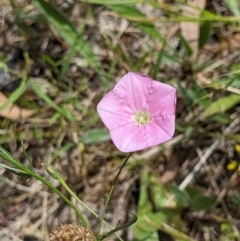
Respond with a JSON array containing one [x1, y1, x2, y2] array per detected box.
[[49, 224, 95, 241]]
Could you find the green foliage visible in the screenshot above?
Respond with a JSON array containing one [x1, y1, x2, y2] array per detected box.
[[179, 35, 193, 57], [190, 194, 216, 211], [199, 21, 211, 49], [152, 47, 165, 80], [132, 170, 218, 240], [0, 163, 29, 177], [177, 82, 193, 106], [0, 82, 27, 111], [132, 171, 168, 240], [200, 94, 240, 119], [168, 185, 190, 209], [108, 5, 164, 42], [132, 212, 167, 240], [0, 52, 29, 111], [80, 128, 110, 144], [232, 192, 240, 205], [29, 79, 75, 121], [220, 223, 240, 241], [51, 143, 76, 160], [81, 0, 145, 5], [31, 0, 106, 83], [224, 0, 240, 16], [177, 81, 211, 108], [2, 1, 240, 240]]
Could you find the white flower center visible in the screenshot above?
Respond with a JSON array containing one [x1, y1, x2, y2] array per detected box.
[[133, 110, 150, 127]]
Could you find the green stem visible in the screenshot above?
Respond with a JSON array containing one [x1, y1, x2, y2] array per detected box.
[[58, 176, 124, 241], [0, 146, 88, 228], [0, 146, 124, 240], [35, 173, 88, 227], [97, 153, 132, 237]]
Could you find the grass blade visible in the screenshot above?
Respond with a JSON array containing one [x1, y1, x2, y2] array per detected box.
[[81, 0, 145, 5], [31, 0, 106, 82], [200, 94, 240, 119], [29, 79, 75, 121], [109, 5, 164, 42]]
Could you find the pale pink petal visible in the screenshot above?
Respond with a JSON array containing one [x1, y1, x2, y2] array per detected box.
[[143, 120, 174, 147], [113, 72, 153, 111], [109, 123, 149, 152], [110, 115, 175, 152], [97, 91, 134, 131], [97, 72, 177, 152], [150, 115, 176, 140], [146, 81, 176, 117]]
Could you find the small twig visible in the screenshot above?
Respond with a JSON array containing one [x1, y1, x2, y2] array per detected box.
[[179, 118, 239, 190], [202, 52, 240, 74], [179, 140, 219, 190]]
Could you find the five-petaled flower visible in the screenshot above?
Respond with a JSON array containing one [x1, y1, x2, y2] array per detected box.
[[97, 72, 176, 153]]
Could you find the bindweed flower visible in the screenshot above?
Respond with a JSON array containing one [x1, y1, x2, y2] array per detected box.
[[97, 72, 176, 153]]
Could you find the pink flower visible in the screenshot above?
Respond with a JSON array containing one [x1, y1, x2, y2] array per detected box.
[[97, 72, 176, 153]]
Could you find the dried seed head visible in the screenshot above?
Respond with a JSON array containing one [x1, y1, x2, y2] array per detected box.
[[49, 224, 95, 241]]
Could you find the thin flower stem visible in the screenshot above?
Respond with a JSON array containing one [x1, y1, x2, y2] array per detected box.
[[97, 153, 132, 238], [46, 164, 89, 228], [0, 146, 126, 240], [56, 179, 90, 228], [58, 176, 124, 241], [0, 146, 88, 228], [34, 173, 89, 227]]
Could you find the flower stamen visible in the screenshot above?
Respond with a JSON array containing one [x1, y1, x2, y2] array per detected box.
[[133, 110, 150, 127]]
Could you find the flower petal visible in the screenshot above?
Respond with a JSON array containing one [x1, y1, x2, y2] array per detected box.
[[113, 72, 153, 111], [96, 72, 177, 153], [150, 115, 176, 140], [109, 115, 175, 153], [97, 91, 134, 131], [146, 81, 176, 117], [109, 123, 149, 152], [143, 120, 174, 147]]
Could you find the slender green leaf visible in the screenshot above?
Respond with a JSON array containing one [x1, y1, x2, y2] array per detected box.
[[132, 212, 167, 240], [134, 22, 164, 42], [152, 46, 165, 80], [132, 171, 167, 240], [191, 83, 211, 109], [31, 0, 106, 82], [104, 59, 117, 88], [149, 173, 169, 209], [21, 141, 33, 171], [169, 185, 190, 209], [200, 94, 240, 119], [0, 83, 26, 111], [0, 163, 28, 176], [207, 113, 232, 124], [0, 146, 90, 228], [199, 21, 211, 49], [109, 5, 164, 42], [29, 79, 75, 121], [52, 143, 75, 160], [176, 82, 193, 106], [80, 128, 110, 144], [191, 194, 216, 211], [159, 223, 194, 241], [180, 34, 193, 57], [0, 146, 22, 165], [81, 0, 145, 4], [99, 211, 137, 240], [58, 11, 88, 82], [224, 0, 240, 17]]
